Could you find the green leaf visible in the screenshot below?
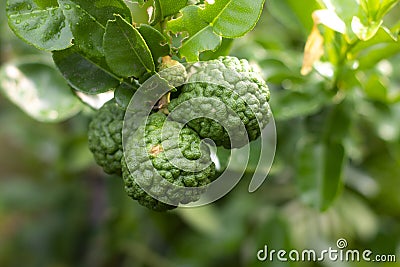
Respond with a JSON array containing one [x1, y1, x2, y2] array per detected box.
[[360, 0, 399, 21], [352, 26, 399, 70], [352, 26, 398, 56], [124, 0, 163, 25], [138, 24, 170, 64], [130, 0, 147, 6], [357, 42, 400, 70], [359, 0, 379, 20], [104, 14, 155, 78], [318, 0, 359, 40], [157, 0, 187, 17], [0, 59, 82, 122], [296, 139, 345, 211], [179, 25, 222, 62], [34, 0, 59, 9], [296, 101, 352, 211], [319, 0, 359, 24], [351, 16, 383, 41], [257, 50, 305, 83], [114, 81, 139, 108], [268, 0, 320, 36], [286, 0, 320, 32], [199, 38, 233, 61], [6, 0, 73, 51], [167, 0, 265, 61], [351, 0, 399, 41], [168, 5, 219, 61], [376, 0, 399, 20], [199, 0, 265, 38], [323, 100, 353, 143], [52, 46, 122, 94], [124, 0, 153, 24], [58, 0, 132, 58]]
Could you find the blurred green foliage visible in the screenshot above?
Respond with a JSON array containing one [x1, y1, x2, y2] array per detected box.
[[1, 0, 399, 267]]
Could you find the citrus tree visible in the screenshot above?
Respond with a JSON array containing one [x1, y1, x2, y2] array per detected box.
[[0, 0, 399, 266]]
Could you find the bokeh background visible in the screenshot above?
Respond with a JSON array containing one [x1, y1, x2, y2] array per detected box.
[[1, 0, 399, 266]]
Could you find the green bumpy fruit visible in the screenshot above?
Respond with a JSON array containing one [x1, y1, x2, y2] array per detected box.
[[88, 100, 125, 175], [168, 56, 271, 148], [158, 59, 187, 89], [122, 112, 215, 211]]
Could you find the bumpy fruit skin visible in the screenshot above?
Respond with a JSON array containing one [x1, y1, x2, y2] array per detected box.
[[158, 59, 187, 89], [88, 100, 125, 175], [122, 112, 215, 211], [168, 56, 271, 148]]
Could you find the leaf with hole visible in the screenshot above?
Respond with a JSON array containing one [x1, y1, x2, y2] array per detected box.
[[157, 0, 187, 17], [167, 0, 266, 61]]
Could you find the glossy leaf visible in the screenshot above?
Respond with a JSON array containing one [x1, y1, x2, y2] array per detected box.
[[104, 14, 155, 78], [139, 24, 170, 64], [199, 38, 233, 61], [157, 0, 187, 17], [124, 0, 162, 25], [179, 25, 222, 62], [52, 47, 121, 94], [167, 0, 265, 61], [0, 60, 82, 122], [168, 5, 220, 61], [6, 0, 73, 51], [34, 0, 58, 8], [124, 0, 153, 24], [58, 0, 132, 58], [199, 0, 266, 38], [351, 16, 383, 41]]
